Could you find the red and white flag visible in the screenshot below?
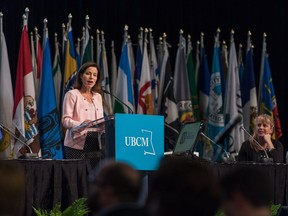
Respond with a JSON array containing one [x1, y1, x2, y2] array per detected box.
[[137, 38, 153, 114], [13, 19, 40, 156]]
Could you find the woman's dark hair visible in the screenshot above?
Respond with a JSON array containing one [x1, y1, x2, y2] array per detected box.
[[73, 61, 102, 93]]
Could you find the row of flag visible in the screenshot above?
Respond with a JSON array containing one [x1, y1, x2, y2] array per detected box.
[[0, 9, 282, 159]]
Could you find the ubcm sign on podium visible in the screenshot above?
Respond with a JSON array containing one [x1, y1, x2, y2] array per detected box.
[[115, 113, 164, 171]]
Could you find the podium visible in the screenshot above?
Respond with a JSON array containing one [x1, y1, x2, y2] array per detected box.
[[70, 114, 164, 170], [70, 115, 115, 166]]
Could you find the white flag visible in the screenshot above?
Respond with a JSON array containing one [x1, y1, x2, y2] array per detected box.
[[224, 34, 244, 152]]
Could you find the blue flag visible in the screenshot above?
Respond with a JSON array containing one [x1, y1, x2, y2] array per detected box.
[[114, 42, 135, 113], [241, 48, 257, 134], [198, 46, 210, 120], [208, 45, 224, 159], [196, 44, 210, 158], [38, 34, 63, 159], [259, 54, 282, 139]]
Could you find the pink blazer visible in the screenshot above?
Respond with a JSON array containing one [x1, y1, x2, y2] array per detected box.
[[62, 89, 104, 150]]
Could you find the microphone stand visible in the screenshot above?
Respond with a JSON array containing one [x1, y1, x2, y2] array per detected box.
[[0, 122, 38, 159], [240, 126, 273, 163], [200, 132, 235, 163], [102, 89, 134, 114]]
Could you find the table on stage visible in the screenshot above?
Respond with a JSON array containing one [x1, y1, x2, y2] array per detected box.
[[16, 159, 92, 216], [8, 159, 288, 215]]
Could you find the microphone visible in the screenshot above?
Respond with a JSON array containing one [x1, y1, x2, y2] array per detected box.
[[214, 115, 242, 144], [102, 89, 134, 114], [240, 126, 273, 163], [0, 122, 39, 159], [200, 132, 235, 162]]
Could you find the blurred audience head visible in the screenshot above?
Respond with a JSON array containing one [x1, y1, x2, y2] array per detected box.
[[220, 167, 273, 216], [147, 156, 220, 216], [0, 160, 25, 216], [87, 159, 142, 213]]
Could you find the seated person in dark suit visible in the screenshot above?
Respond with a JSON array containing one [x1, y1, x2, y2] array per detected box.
[[220, 167, 273, 216], [237, 114, 283, 163], [147, 156, 220, 216], [87, 160, 146, 216]]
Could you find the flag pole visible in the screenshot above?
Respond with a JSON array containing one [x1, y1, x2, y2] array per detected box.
[[195, 40, 200, 89], [179, 29, 183, 40], [96, 29, 100, 64], [223, 40, 226, 47], [91, 35, 94, 61], [54, 32, 58, 46], [0, 12, 3, 68], [44, 19, 48, 40], [61, 23, 66, 57], [81, 15, 90, 61], [187, 34, 191, 55], [230, 29, 235, 43], [162, 32, 167, 50], [149, 28, 153, 41], [144, 28, 148, 44], [258, 32, 267, 109], [25, 7, 29, 29], [42, 18, 48, 47], [246, 30, 252, 54], [124, 24, 129, 39], [67, 13, 72, 31], [85, 15, 90, 30], [200, 32, 204, 60], [76, 37, 80, 65], [238, 43, 243, 69], [34, 27, 38, 56], [215, 28, 220, 47], [179, 29, 184, 50], [81, 26, 85, 61], [22, 14, 27, 29], [0, 12, 2, 33], [158, 36, 163, 48], [139, 27, 143, 41], [30, 31, 37, 95], [101, 30, 105, 47]]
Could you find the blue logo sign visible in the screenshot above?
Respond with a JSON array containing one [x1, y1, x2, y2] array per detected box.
[[115, 113, 164, 170]]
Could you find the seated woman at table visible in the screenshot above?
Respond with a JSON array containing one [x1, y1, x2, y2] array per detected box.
[[237, 114, 283, 163]]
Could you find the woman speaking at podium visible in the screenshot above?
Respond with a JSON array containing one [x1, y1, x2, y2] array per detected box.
[[237, 114, 283, 163], [62, 62, 104, 159]]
